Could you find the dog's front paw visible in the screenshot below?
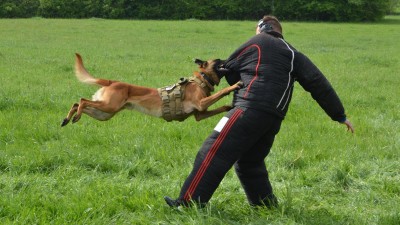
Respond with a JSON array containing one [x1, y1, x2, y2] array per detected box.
[[236, 81, 244, 88], [222, 105, 234, 111]]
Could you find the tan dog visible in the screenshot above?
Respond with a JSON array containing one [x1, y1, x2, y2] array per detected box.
[[61, 53, 242, 126]]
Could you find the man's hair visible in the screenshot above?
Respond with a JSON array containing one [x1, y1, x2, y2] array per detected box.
[[261, 15, 282, 34]]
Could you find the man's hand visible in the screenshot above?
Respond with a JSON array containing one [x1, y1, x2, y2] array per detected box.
[[342, 119, 354, 133]]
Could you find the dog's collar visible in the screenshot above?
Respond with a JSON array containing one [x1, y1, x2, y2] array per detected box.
[[200, 72, 215, 87], [189, 76, 211, 94]]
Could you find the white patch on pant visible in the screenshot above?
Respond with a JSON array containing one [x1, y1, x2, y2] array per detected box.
[[214, 117, 229, 132]]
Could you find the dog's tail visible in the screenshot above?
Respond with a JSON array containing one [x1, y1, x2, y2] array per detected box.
[[75, 53, 111, 87]]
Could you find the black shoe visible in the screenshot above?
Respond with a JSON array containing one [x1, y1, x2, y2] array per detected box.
[[164, 196, 180, 207], [250, 195, 278, 209], [263, 195, 278, 209]]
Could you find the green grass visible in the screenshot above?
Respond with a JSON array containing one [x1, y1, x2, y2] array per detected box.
[[0, 16, 399, 224]]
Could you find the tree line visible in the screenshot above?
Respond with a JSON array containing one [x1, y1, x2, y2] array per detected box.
[[0, 0, 398, 21]]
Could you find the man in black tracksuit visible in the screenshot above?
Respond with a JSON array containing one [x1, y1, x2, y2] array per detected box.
[[165, 15, 354, 207]]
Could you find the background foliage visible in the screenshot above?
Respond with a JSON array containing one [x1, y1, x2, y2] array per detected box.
[[0, 0, 398, 21]]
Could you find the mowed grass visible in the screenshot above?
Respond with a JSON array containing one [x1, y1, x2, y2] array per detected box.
[[0, 16, 399, 224]]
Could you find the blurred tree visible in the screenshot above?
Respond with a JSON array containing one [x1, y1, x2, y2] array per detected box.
[[0, 0, 393, 21]]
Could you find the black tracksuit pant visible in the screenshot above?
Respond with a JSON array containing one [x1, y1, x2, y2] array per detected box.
[[177, 106, 282, 206]]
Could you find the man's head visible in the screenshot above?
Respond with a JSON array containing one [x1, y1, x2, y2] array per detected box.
[[256, 15, 282, 35]]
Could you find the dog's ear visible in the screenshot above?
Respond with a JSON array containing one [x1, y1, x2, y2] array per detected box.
[[194, 59, 207, 67], [194, 59, 203, 65]]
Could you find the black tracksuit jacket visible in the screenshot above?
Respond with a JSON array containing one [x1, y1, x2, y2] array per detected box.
[[224, 32, 347, 122]]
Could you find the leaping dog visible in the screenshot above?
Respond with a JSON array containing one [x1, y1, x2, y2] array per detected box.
[[61, 53, 242, 126]]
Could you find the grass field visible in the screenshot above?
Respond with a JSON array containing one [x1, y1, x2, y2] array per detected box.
[[0, 16, 399, 224]]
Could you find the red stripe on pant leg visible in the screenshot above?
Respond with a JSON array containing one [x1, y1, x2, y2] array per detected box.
[[184, 109, 243, 201], [183, 110, 241, 201], [184, 111, 240, 199], [184, 110, 243, 200]]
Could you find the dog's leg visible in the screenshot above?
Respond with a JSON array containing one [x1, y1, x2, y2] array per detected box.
[[73, 98, 106, 123], [194, 105, 233, 121], [83, 107, 115, 121], [197, 81, 242, 111], [72, 98, 122, 123], [61, 103, 79, 126]]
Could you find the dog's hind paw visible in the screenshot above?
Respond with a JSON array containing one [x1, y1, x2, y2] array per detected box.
[[72, 115, 81, 124], [61, 118, 69, 127]]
